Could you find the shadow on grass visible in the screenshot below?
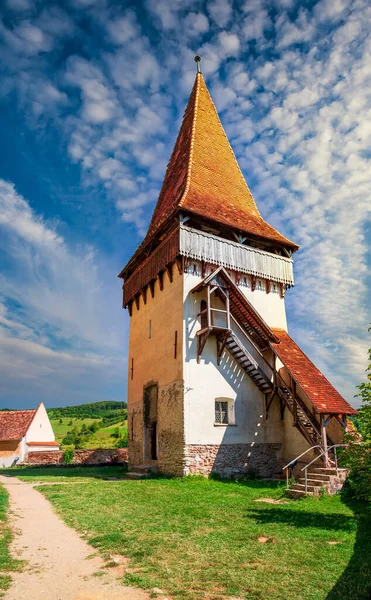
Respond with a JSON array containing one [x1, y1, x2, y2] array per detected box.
[[324, 496, 371, 600], [0, 465, 128, 480], [247, 495, 371, 600]]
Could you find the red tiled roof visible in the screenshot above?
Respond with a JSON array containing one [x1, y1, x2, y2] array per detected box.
[[121, 72, 298, 278], [27, 441, 59, 447], [0, 409, 37, 440], [271, 329, 357, 415], [148, 73, 298, 250]]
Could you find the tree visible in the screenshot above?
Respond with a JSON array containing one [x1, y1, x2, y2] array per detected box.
[[356, 325, 371, 444], [340, 326, 371, 501]]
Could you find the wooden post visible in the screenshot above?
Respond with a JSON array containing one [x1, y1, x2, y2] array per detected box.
[[207, 285, 211, 327], [321, 415, 329, 466], [226, 292, 230, 330]]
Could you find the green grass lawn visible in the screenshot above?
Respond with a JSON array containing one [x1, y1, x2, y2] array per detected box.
[[2, 469, 370, 600], [50, 418, 127, 448], [0, 484, 22, 595]]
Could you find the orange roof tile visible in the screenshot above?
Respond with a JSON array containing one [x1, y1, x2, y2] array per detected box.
[[0, 409, 37, 440], [145, 72, 298, 251], [271, 329, 357, 415]]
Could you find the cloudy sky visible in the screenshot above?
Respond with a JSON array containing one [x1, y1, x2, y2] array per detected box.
[[0, 0, 370, 409]]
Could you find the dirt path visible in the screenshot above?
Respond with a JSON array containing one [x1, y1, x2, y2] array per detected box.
[[0, 476, 152, 600]]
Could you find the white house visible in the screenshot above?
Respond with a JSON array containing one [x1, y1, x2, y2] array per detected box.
[[0, 403, 59, 467], [119, 62, 357, 479]]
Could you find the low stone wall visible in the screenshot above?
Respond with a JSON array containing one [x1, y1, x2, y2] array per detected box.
[[184, 443, 282, 478], [26, 448, 128, 466]]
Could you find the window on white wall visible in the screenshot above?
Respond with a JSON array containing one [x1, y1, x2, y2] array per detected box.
[[214, 398, 235, 425]]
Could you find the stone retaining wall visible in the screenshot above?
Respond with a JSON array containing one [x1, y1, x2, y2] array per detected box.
[[26, 448, 128, 465], [184, 443, 282, 478]]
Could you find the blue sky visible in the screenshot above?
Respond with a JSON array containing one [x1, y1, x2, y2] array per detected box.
[[0, 0, 370, 410]]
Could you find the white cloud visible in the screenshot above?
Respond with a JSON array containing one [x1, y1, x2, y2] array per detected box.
[[183, 12, 209, 36], [218, 31, 240, 57], [207, 0, 232, 27]]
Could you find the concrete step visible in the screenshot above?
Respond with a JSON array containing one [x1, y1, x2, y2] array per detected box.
[[309, 468, 348, 476], [125, 472, 150, 480], [285, 489, 313, 499], [292, 483, 322, 494], [304, 473, 333, 482], [297, 478, 329, 487]]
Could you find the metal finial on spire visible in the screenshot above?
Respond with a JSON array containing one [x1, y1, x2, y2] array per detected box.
[[194, 55, 201, 73]]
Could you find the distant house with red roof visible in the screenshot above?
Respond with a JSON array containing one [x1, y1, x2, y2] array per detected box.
[[0, 403, 59, 467]]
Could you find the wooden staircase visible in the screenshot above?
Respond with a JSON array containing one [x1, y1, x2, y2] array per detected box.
[[276, 384, 324, 448], [286, 466, 349, 498], [224, 332, 273, 393]]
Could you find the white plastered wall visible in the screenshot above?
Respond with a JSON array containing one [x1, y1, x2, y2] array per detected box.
[[25, 403, 56, 444], [238, 277, 288, 331], [183, 261, 284, 448]]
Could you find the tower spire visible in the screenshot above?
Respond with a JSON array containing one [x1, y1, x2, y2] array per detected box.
[[194, 55, 201, 73]]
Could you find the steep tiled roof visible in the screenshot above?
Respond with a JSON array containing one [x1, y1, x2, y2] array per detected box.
[[123, 72, 298, 277], [0, 409, 37, 440], [271, 329, 357, 415]]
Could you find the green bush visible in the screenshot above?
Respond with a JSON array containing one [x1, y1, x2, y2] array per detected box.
[[114, 430, 128, 448], [63, 448, 75, 464], [340, 438, 371, 501]]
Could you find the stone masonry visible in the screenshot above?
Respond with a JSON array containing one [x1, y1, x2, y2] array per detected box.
[[184, 443, 282, 478], [26, 448, 128, 465]]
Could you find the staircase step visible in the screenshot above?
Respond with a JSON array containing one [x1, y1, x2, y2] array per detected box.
[[125, 472, 150, 480], [285, 489, 313, 499], [291, 483, 322, 494], [309, 468, 347, 476], [304, 473, 333, 482], [298, 477, 329, 486]]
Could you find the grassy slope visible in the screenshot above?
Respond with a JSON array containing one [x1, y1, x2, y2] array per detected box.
[[50, 418, 127, 448], [0, 484, 22, 594], [3, 470, 371, 600]]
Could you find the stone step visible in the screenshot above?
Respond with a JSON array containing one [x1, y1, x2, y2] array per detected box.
[[309, 468, 348, 476], [304, 473, 333, 482], [125, 472, 150, 480], [291, 483, 322, 494], [285, 489, 313, 499], [129, 465, 153, 473], [297, 477, 329, 486]]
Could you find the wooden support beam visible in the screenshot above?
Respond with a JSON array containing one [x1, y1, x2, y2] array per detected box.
[[251, 275, 256, 292], [165, 263, 173, 283], [280, 397, 285, 420], [265, 389, 276, 420], [175, 256, 184, 275], [265, 280, 272, 294], [141, 286, 147, 305], [279, 283, 286, 298], [321, 414, 329, 466], [150, 279, 156, 298], [158, 271, 164, 291], [134, 295, 140, 311], [128, 300, 133, 317], [216, 331, 229, 365], [197, 330, 210, 363]]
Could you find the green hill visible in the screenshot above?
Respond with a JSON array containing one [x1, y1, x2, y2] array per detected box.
[[48, 401, 128, 449]]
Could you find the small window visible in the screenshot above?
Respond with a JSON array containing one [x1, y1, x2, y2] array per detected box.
[[214, 398, 235, 426], [215, 400, 229, 424], [148, 319, 152, 339]]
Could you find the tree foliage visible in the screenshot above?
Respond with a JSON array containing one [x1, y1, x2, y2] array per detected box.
[[341, 326, 371, 501], [355, 326, 371, 443]]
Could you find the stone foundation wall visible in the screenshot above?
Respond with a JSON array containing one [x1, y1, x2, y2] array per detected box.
[[184, 443, 282, 478], [157, 381, 185, 476], [26, 448, 128, 465]]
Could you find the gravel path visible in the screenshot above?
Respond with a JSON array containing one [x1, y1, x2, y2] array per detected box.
[[0, 476, 151, 600]]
